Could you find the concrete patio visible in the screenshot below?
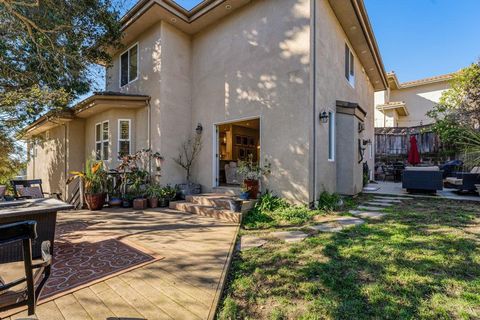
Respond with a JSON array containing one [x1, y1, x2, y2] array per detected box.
[[2, 207, 239, 320], [364, 181, 480, 202]]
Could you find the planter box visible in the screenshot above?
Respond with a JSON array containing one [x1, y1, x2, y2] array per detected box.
[[133, 198, 147, 210]]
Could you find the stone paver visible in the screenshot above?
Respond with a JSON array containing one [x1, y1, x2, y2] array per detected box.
[[349, 210, 386, 219], [270, 231, 308, 243], [372, 198, 402, 203], [365, 202, 393, 207], [238, 235, 267, 251], [358, 205, 386, 211], [309, 216, 365, 233], [374, 196, 412, 200]]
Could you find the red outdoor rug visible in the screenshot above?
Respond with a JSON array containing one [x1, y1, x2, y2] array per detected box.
[[40, 238, 162, 301]]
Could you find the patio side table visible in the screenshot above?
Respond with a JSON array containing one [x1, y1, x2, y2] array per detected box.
[[0, 198, 73, 263]]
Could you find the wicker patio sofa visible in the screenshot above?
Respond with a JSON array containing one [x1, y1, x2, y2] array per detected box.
[[402, 166, 443, 194]]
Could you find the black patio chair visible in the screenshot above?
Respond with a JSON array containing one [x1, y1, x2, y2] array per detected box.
[[10, 179, 61, 200], [381, 165, 395, 182], [0, 221, 52, 316]]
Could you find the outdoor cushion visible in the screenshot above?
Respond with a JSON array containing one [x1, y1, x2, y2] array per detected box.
[[470, 167, 480, 174], [16, 186, 43, 199], [404, 166, 439, 172], [446, 177, 463, 185], [0, 186, 5, 199]]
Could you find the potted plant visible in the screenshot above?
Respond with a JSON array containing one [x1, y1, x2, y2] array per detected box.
[[129, 169, 149, 210], [159, 185, 177, 207], [173, 135, 202, 199], [239, 183, 250, 200], [107, 174, 122, 207], [237, 154, 271, 199], [146, 183, 161, 208], [67, 160, 107, 211]]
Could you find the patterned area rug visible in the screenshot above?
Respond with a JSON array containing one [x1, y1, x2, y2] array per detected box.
[[38, 221, 162, 301]]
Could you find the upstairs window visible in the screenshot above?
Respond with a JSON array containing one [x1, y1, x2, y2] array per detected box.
[[118, 119, 131, 157], [120, 44, 138, 87], [345, 43, 355, 87], [95, 121, 109, 160]]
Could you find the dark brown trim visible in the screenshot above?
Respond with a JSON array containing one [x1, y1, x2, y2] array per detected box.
[[336, 100, 367, 121]]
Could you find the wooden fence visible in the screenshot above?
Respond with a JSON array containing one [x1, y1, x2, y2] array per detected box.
[[375, 125, 449, 163]]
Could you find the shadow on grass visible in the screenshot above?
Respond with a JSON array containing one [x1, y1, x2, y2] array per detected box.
[[220, 199, 480, 319]]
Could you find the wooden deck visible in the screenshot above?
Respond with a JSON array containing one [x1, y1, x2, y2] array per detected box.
[[3, 207, 239, 320]]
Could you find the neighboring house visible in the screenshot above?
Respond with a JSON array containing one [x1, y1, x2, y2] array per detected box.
[[24, 0, 387, 204], [374, 71, 453, 128]]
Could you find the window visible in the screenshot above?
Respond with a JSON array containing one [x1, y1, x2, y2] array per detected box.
[[118, 119, 131, 157], [120, 44, 138, 87], [344, 43, 355, 87], [328, 111, 335, 161], [95, 121, 109, 160]]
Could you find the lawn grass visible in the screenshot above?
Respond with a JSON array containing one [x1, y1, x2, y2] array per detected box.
[[218, 196, 480, 319]]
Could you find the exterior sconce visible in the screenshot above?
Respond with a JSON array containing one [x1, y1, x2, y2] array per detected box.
[[362, 139, 372, 146], [195, 123, 203, 135], [319, 111, 329, 123]]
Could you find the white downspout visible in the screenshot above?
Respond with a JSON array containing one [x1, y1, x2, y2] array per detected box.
[[311, 0, 317, 208]]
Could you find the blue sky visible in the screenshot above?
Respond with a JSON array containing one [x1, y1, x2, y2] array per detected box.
[[364, 0, 480, 82], [115, 0, 480, 83]]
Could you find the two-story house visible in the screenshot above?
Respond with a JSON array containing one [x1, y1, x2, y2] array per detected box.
[[25, 0, 387, 204]]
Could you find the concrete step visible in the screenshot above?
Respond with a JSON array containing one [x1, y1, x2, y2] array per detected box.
[[186, 193, 235, 210], [212, 186, 241, 196], [169, 201, 242, 223]]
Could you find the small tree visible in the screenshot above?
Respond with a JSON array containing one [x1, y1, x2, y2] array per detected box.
[[428, 61, 480, 146], [173, 135, 202, 183]]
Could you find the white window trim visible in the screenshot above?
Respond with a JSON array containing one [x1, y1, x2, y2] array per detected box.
[[119, 42, 139, 88], [328, 111, 335, 162], [117, 119, 131, 156], [95, 121, 110, 161], [345, 42, 355, 88]]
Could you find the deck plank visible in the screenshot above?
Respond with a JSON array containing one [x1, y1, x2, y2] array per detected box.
[[54, 294, 92, 320], [34, 301, 65, 320], [73, 287, 117, 320], [89, 282, 144, 319], [104, 276, 173, 320]]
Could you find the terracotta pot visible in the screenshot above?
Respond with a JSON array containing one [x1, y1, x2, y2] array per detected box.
[[85, 193, 105, 211], [244, 179, 259, 199], [133, 198, 147, 210], [148, 197, 158, 208]]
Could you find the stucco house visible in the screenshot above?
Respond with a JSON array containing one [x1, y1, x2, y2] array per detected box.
[[24, 0, 387, 205], [374, 71, 453, 128]]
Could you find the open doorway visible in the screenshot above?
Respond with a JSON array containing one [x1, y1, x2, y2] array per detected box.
[[215, 118, 260, 187]]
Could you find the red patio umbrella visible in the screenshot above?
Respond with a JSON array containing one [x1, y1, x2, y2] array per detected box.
[[408, 135, 420, 165]]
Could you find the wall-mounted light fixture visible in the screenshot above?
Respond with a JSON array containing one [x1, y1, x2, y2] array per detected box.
[[319, 111, 329, 124], [195, 123, 203, 135]]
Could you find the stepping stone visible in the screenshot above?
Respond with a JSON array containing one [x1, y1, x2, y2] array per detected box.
[[238, 236, 268, 251], [365, 202, 393, 207], [349, 210, 386, 219], [309, 217, 365, 233], [372, 198, 402, 203], [374, 196, 412, 200], [358, 205, 385, 211], [270, 231, 308, 243]]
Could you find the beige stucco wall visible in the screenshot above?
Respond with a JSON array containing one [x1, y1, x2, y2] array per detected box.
[[27, 120, 85, 201], [106, 21, 192, 185], [314, 0, 375, 196], [191, 0, 312, 203], [375, 81, 450, 128]]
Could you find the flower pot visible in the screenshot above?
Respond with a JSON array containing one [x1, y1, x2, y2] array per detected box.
[[177, 183, 201, 199], [85, 193, 105, 211], [148, 197, 158, 208], [475, 184, 480, 195], [159, 198, 170, 208], [239, 192, 249, 200], [122, 199, 132, 208], [133, 198, 148, 210], [109, 197, 122, 207], [229, 199, 243, 212], [244, 179, 259, 199]]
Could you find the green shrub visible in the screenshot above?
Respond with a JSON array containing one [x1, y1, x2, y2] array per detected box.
[[218, 296, 238, 320], [243, 192, 323, 229], [316, 191, 341, 212]]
